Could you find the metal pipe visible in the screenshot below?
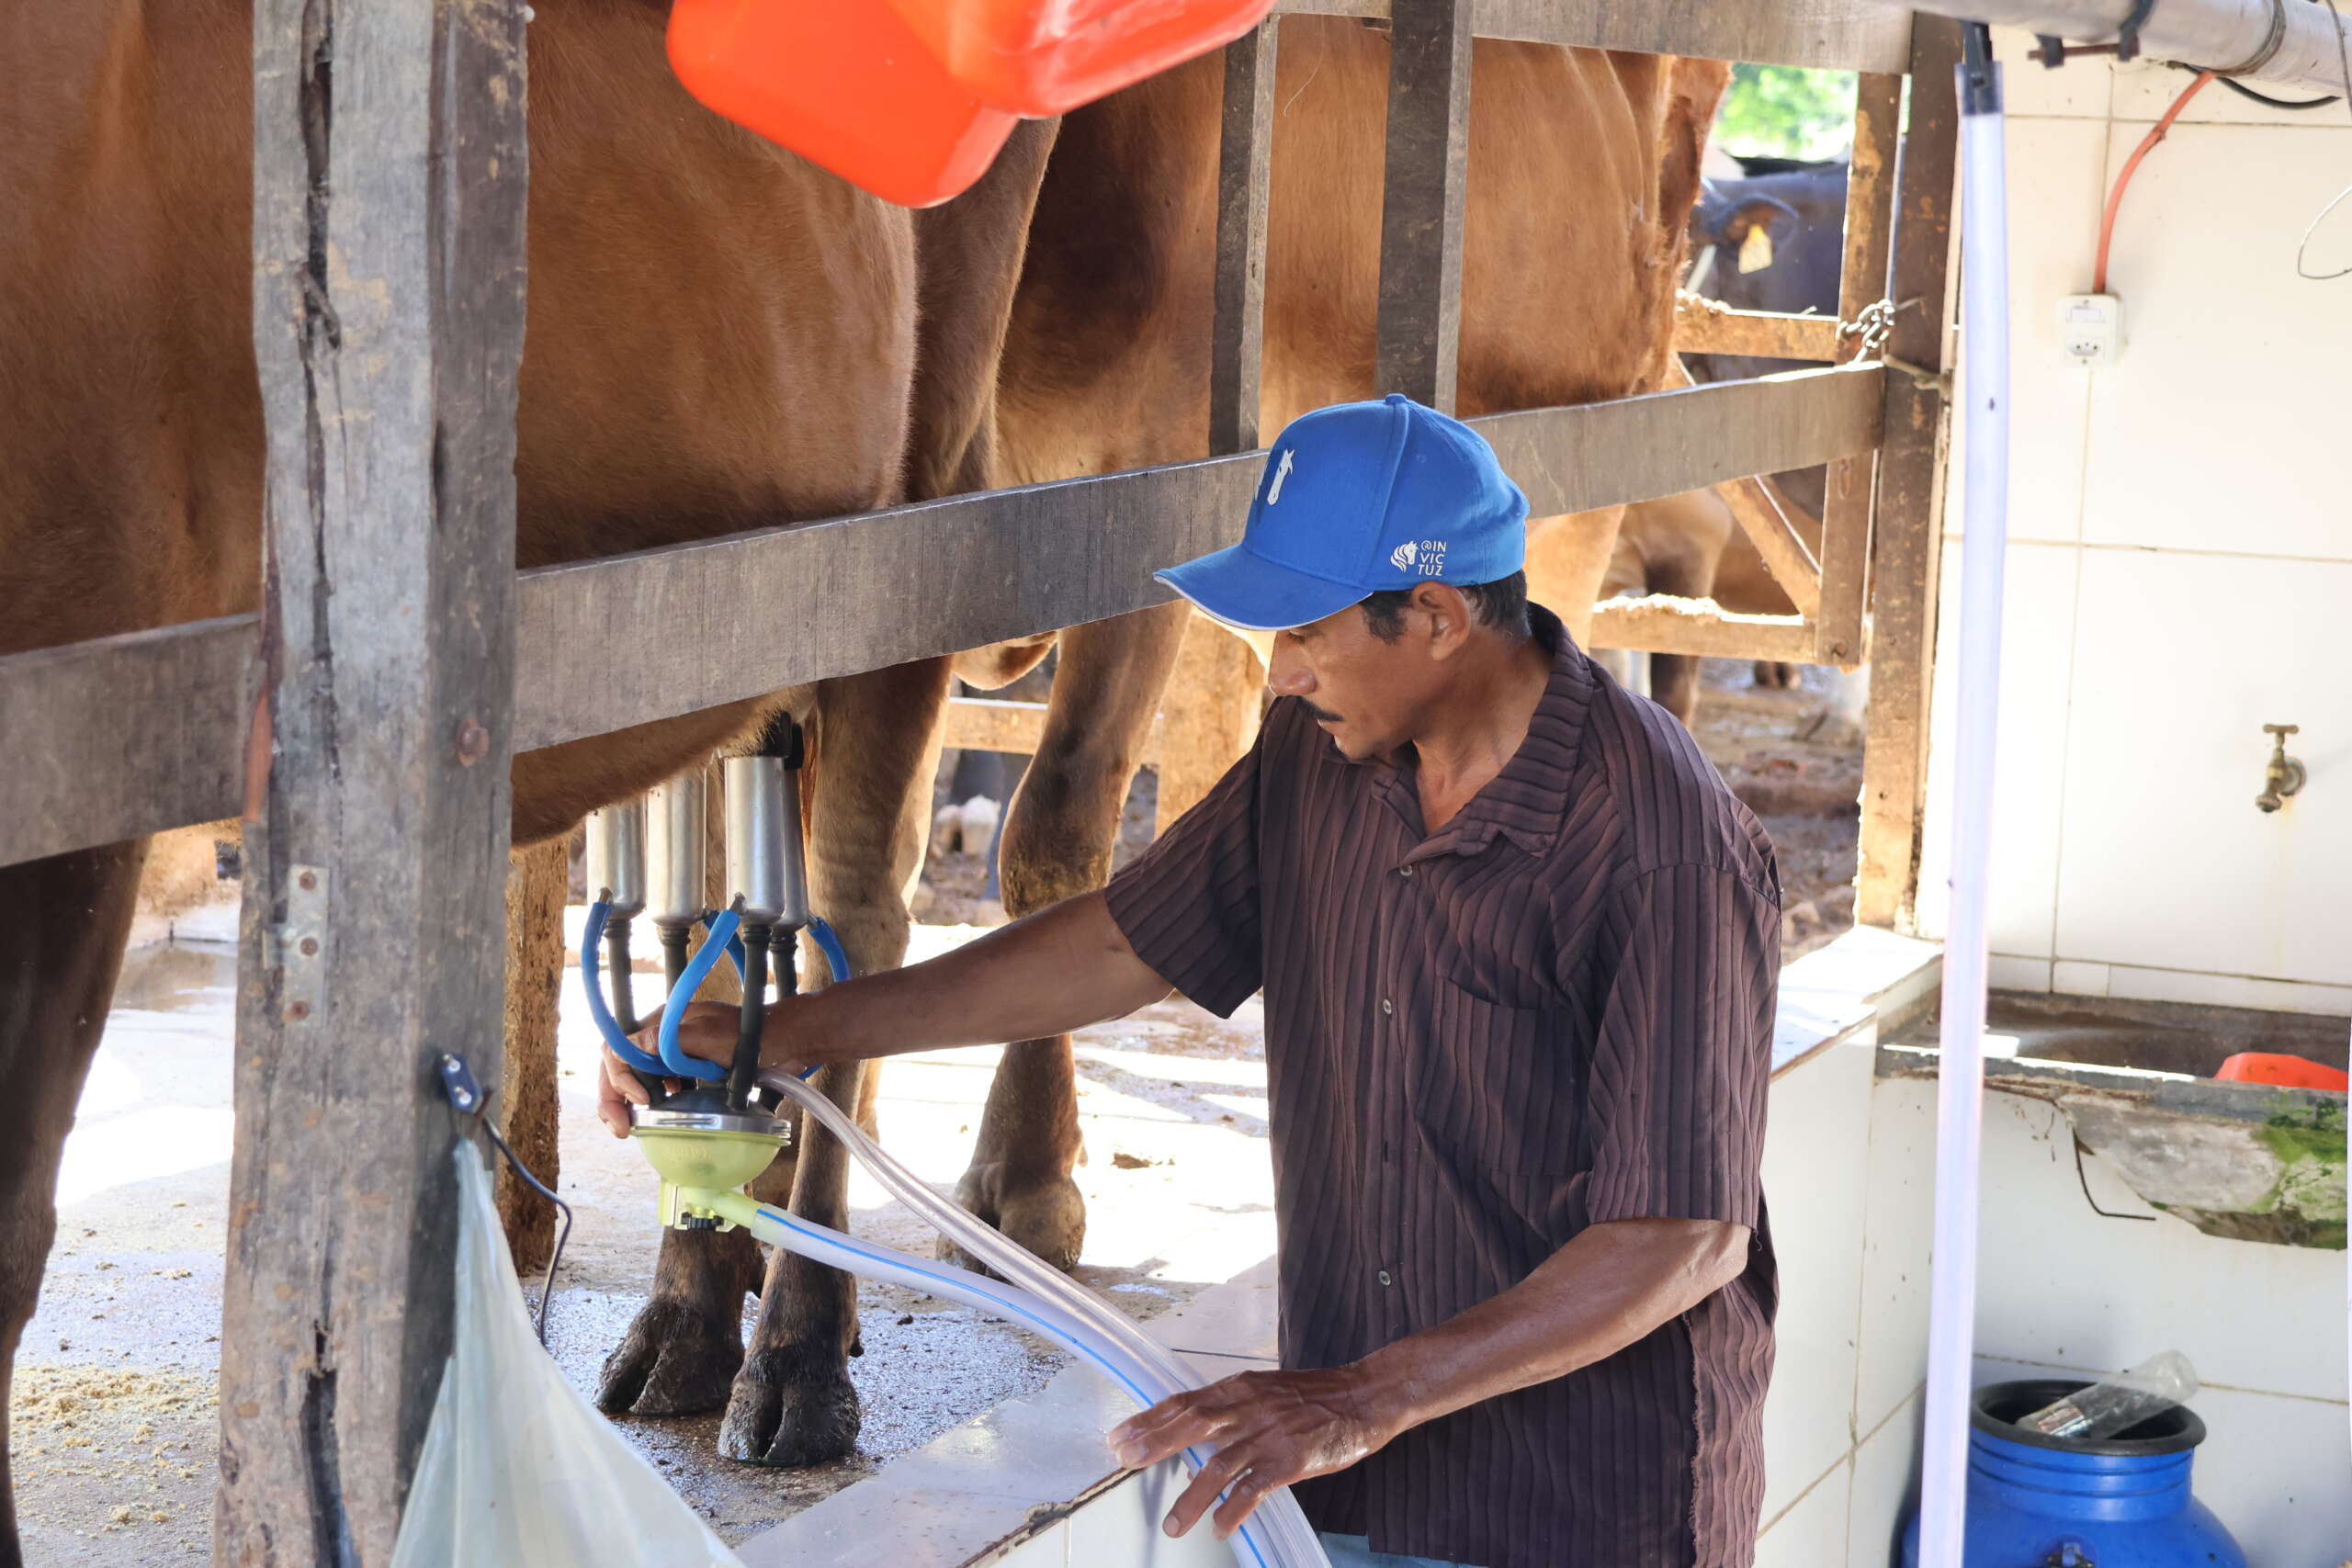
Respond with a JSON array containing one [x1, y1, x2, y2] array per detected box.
[[1895, 0, 2352, 98], [583, 799, 647, 919], [645, 770, 707, 930], [1918, 27, 2009, 1568], [723, 756, 793, 927]]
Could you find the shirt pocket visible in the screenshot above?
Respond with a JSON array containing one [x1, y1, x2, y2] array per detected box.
[[1410, 976, 1580, 1178]]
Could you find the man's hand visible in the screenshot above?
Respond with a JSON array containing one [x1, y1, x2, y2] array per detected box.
[[1105, 1367, 1402, 1541], [594, 1000, 814, 1138]]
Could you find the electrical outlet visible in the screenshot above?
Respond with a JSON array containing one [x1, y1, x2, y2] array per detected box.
[[2056, 293, 2122, 367]]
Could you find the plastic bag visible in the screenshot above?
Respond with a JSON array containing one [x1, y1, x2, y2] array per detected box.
[[390, 1145, 741, 1568]]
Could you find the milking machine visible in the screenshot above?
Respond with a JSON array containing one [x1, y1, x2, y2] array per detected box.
[[573, 722, 1330, 1568], [581, 719, 851, 1222]]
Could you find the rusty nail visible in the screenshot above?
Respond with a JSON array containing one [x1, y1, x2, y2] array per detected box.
[[456, 718, 492, 767], [300, 937, 319, 957], [288, 1001, 311, 1021], [297, 871, 317, 892]]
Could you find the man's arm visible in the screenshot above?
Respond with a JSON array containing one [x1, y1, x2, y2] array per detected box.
[[1106, 1216, 1751, 1541], [598, 890, 1172, 1134]]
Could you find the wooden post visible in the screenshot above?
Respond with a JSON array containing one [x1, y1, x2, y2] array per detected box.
[[1156, 21, 1282, 829], [1374, 0, 1473, 412], [498, 840, 569, 1275], [1813, 68, 1905, 668], [1857, 17, 1962, 931], [218, 0, 528, 1560], [1210, 19, 1279, 457]]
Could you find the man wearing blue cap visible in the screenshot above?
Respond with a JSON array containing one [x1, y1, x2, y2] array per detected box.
[[612, 396, 1782, 1568]]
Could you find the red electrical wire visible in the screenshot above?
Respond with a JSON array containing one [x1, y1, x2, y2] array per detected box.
[[2094, 71, 2215, 294]]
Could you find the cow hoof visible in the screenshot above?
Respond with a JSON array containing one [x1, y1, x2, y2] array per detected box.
[[719, 1351, 861, 1466], [940, 1165, 1085, 1276], [595, 1298, 743, 1417]]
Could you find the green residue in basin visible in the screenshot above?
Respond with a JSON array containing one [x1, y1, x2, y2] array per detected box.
[[2253, 1099, 2347, 1249]]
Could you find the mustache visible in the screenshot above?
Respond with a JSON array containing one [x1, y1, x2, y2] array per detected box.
[[1303, 703, 1342, 723]]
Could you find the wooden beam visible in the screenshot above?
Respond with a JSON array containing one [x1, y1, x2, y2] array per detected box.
[[1210, 21, 1279, 455], [0, 368, 1887, 869], [1270, 0, 1915, 73], [1673, 296, 1842, 362], [1375, 0, 1473, 412], [216, 1, 528, 1561], [1723, 476, 1824, 619], [0, 615, 251, 869], [1814, 69, 1905, 668], [1476, 363, 1883, 523], [1859, 17, 1962, 932], [1588, 599, 1818, 661], [1661, 355, 1823, 616]]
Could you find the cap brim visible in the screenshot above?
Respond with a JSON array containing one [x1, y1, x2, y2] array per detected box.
[[1154, 544, 1368, 632]]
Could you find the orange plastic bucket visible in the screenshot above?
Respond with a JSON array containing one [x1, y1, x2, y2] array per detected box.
[[667, 0, 1018, 209], [2214, 1052, 2349, 1092], [887, 0, 1278, 117]]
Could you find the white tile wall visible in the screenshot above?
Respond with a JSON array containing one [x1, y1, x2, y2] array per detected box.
[[2049, 958, 2110, 997], [1987, 955, 2052, 992], [1928, 64, 2352, 999], [1757, 1457, 1854, 1568], [2053, 549, 2352, 988], [1942, 119, 2108, 547], [1993, 28, 2117, 119], [1759, 1043, 1876, 1520], [2109, 55, 2352, 127], [1847, 1388, 1923, 1568], [2076, 123, 2352, 560], [1914, 542, 2084, 954], [2104, 960, 2352, 1017], [1854, 1078, 1936, 1437]]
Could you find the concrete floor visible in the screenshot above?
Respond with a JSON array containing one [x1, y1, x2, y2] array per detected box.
[[17, 925, 1277, 1563]]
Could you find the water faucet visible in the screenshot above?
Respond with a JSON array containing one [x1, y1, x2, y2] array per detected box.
[[2256, 724, 2305, 814]]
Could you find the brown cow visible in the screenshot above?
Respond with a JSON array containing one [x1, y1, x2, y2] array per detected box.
[[0, 0, 1056, 1540], [942, 17, 1729, 1303]]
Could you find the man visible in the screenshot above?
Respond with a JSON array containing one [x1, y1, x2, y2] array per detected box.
[[605, 394, 1781, 1568]]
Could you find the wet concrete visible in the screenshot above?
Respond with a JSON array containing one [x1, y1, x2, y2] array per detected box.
[[18, 926, 1276, 1564]]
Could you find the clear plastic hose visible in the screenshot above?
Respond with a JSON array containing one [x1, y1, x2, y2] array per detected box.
[[744, 1067, 1331, 1568]]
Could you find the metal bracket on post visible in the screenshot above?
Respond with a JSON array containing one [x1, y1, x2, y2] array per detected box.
[[268, 863, 328, 1025]]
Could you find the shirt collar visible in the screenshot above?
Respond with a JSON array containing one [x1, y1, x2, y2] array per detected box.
[[1362, 602, 1597, 859]]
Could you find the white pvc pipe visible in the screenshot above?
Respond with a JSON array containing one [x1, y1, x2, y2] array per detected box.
[[1917, 46, 2013, 1568], [1899, 0, 2352, 100], [745, 1069, 1332, 1568]]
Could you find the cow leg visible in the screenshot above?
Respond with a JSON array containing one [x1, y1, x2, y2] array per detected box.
[[945, 600, 1193, 1274], [0, 840, 148, 1565], [721, 657, 951, 1466], [1525, 503, 1630, 651], [1643, 545, 1723, 730]]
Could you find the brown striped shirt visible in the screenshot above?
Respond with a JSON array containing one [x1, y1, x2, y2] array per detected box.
[[1104, 604, 1780, 1568]]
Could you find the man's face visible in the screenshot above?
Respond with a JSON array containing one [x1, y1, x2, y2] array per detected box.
[[1265, 602, 1442, 761]]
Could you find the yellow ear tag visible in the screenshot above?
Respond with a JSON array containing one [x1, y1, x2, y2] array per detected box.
[[1737, 222, 1775, 274]]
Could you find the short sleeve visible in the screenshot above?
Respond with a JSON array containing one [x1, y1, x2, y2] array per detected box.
[[1102, 731, 1266, 1018], [1583, 863, 1780, 1228]]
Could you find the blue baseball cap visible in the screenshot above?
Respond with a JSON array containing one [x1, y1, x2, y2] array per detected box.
[[1155, 393, 1530, 632]]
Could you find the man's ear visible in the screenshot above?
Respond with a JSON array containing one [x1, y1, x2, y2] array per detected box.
[[1415, 581, 1474, 656]]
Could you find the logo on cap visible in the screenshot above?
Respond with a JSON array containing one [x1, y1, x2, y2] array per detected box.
[[1267, 449, 1295, 505], [1391, 539, 1447, 576]]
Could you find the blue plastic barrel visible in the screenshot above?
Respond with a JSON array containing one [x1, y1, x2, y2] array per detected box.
[[1900, 1380, 2245, 1568]]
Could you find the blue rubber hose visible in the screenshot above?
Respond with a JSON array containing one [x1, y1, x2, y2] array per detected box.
[[655, 907, 741, 1081], [581, 901, 668, 1077]]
